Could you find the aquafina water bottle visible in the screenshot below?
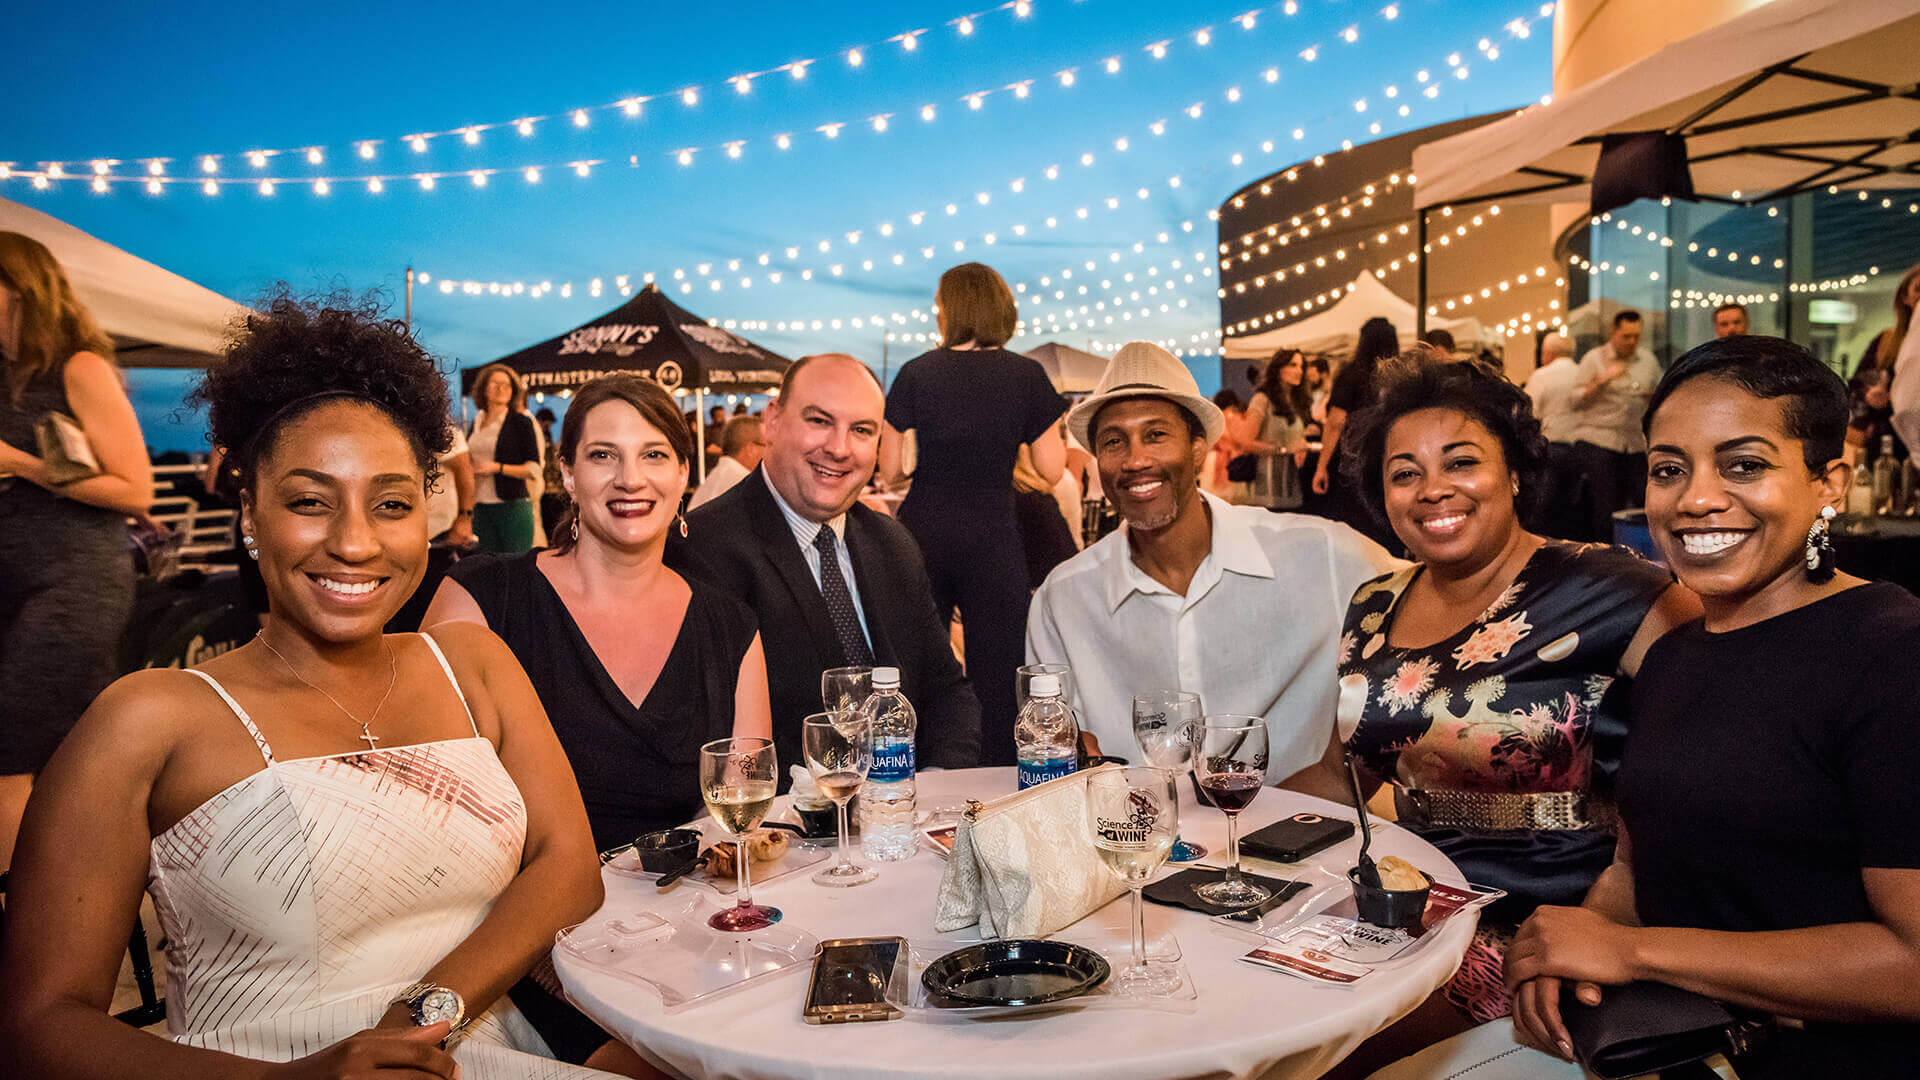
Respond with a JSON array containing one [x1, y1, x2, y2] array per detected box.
[[858, 666, 917, 861], [1014, 673, 1080, 789]]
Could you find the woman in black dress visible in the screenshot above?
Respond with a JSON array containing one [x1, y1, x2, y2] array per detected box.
[[0, 232, 152, 870], [1508, 337, 1920, 1077], [880, 263, 1067, 765], [425, 374, 770, 1068], [1311, 316, 1399, 549]]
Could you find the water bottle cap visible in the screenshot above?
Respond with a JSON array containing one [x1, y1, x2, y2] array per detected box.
[[1029, 674, 1061, 697], [872, 666, 901, 689]]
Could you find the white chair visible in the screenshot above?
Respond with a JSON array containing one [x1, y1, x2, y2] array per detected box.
[[1362, 1021, 1589, 1080]]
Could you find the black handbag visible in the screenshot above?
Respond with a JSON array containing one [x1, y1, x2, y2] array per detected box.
[[1225, 453, 1257, 483], [1562, 981, 1771, 1079]]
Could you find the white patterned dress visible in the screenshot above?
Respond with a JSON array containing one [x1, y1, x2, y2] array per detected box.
[[152, 634, 613, 1078]]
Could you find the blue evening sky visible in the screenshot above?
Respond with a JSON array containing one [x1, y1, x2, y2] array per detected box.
[[6, 1, 1552, 451]]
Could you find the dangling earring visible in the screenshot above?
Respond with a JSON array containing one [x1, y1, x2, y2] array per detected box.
[[243, 534, 259, 561], [570, 518, 579, 542], [678, 513, 690, 538], [1804, 505, 1837, 582]]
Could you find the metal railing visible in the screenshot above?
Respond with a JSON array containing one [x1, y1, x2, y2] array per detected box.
[[149, 462, 235, 567]]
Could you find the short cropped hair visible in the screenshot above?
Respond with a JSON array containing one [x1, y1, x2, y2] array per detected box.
[[1612, 309, 1643, 330], [936, 262, 1019, 349], [1643, 336, 1847, 474], [1713, 301, 1748, 320], [1343, 351, 1549, 531], [720, 414, 763, 456]]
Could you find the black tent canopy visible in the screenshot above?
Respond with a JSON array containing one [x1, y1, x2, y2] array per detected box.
[[459, 283, 790, 397]]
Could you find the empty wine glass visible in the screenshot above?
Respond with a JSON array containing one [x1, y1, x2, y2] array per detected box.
[[1194, 716, 1271, 909], [1086, 766, 1180, 996], [700, 737, 781, 931], [1016, 663, 1073, 712], [1130, 691, 1207, 862], [821, 666, 873, 722], [802, 712, 876, 887]]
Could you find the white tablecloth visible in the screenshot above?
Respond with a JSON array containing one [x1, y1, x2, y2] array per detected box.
[[553, 768, 1475, 1080]]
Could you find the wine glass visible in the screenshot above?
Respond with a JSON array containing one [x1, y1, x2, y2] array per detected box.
[[821, 666, 873, 722], [1016, 663, 1073, 712], [1194, 716, 1272, 909], [802, 713, 876, 887], [1131, 692, 1208, 863], [1085, 766, 1180, 996], [699, 737, 782, 931]]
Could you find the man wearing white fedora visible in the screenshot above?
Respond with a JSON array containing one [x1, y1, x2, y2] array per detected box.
[[1026, 341, 1399, 779]]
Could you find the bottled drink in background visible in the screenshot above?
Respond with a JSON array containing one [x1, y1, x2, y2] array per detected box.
[[858, 667, 917, 862], [1873, 436, 1898, 514], [1849, 461, 1875, 518], [1014, 673, 1079, 789]]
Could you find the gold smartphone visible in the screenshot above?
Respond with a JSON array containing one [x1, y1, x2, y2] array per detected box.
[[802, 936, 908, 1024]]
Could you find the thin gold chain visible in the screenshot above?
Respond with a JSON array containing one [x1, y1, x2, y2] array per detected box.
[[255, 632, 397, 749]]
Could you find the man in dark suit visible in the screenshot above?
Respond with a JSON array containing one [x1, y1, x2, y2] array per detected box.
[[669, 354, 981, 783]]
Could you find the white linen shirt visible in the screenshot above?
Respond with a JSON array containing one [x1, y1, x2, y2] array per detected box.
[[1524, 357, 1581, 444], [1026, 491, 1402, 783]]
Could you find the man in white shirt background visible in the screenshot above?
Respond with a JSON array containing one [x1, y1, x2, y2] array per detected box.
[[1026, 342, 1399, 784], [688, 414, 766, 510], [1569, 310, 1662, 542], [1524, 332, 1585, 539]]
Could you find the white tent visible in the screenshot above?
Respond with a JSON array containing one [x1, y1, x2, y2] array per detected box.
[[1412, 0, 1920, 216], [1, 195, 247, 368], [1223, 272, 1481, 361], [1025, 341, 1109, 393]]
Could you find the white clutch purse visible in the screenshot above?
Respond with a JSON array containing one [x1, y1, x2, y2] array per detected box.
[[933, 764, 1126, 939]]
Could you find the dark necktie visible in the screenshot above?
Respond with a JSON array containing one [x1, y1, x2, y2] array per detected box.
[[813, 525, 874, 667]]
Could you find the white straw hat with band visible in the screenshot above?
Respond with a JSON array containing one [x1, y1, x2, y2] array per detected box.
[[1066, 341, 1226, 450]]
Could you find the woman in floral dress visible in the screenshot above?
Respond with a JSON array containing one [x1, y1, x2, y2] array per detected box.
[[1287, 354, 1696, 1072]]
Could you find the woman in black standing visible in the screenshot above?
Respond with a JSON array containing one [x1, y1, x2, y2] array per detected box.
[[881, 263, 1067, 765], [1311, 316, 1399, 549]]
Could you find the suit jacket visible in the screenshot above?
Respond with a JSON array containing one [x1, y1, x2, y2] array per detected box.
[[667, 469, 982, 784]]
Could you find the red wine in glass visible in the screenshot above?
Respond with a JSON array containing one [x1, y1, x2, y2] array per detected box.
[[1200, 772, 1262, 814]]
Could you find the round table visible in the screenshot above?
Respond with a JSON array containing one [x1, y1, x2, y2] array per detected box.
[[554, 768, 1476, 1080]]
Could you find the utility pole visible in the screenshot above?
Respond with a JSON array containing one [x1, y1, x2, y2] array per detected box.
[[404, 266, 414, 332]]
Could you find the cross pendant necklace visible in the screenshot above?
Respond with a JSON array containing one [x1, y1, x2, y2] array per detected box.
[[256, 633, 396, 751]]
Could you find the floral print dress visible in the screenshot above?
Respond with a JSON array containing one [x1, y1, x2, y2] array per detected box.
[[1337, 540, 1671, 1020]]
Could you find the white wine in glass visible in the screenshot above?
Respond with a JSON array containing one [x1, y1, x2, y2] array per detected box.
[[700, 737, 782, 931], [802, 712, 876, 887], [1086, 766, 1180, 997]]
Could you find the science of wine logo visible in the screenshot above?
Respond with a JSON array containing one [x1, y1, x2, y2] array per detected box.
[[1097, 789, 1161, 846]]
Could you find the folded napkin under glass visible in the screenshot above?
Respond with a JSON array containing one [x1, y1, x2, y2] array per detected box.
[[934, 764, 1127, 939]]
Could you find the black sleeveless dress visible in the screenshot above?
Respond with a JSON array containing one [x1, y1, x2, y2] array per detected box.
[[449, 551, 759, 852]]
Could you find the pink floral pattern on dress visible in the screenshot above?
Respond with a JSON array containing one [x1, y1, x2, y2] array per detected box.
[[1382, 656, 1440, 714], [1478, 581, 1524, 623], [1337, 630, 1357, 666], [1453, 611, 1534, 669]]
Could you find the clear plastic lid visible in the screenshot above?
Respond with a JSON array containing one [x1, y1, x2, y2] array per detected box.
[[872, 666, 901, 689]]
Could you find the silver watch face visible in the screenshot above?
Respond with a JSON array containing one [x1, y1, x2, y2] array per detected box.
[[416, 988, 464, 1025]]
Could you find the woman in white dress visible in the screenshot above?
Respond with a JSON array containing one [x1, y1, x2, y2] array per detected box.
[[0, 291, 633, 1078]]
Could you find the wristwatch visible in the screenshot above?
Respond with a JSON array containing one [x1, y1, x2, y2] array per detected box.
[[392, 980, 468, 1035]]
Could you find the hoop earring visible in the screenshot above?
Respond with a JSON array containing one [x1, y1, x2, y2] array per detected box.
[[1804, 505, 1837, 582], [678, 513, 690, 539]]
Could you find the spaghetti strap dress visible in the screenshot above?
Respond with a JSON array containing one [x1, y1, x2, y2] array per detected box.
[[151, 633, 613, 1078]]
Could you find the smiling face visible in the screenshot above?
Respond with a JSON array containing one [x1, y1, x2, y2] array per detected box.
[[762, 355, 882, 523], [1646, 378, 1847, 617], [1279, 353, 1304, 387], [1093, 397, 1205, 533], [1381, 407, 1521, 571], [562, 399, 689, 553], [241, 401, 428, 644]]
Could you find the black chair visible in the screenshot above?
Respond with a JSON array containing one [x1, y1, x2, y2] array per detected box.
[[0, 868, 166, 1027]]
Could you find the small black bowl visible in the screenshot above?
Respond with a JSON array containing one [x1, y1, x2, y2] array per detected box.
[[792, 798, 843, 840], [632, 828, 702, 874], [922, 939, 1110, 1007], [1349, 866, 1431, 929]]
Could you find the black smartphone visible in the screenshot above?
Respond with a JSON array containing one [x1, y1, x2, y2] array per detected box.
[[803, 937, 907, 1024], [1240, 812, 1355, 863]]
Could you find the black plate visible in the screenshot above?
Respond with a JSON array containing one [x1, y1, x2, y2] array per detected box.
[[921, 940, 1110, 1007]]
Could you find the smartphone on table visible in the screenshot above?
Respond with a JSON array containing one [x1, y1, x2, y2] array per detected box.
[[803, 936, 908, 1024]]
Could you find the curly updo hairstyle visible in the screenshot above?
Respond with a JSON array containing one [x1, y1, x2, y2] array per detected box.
[[1341, 350, 1549, 533], [189, 288, 452, 495]]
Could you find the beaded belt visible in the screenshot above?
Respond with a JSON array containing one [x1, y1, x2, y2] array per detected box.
[[1395, 787, 1615, 831]]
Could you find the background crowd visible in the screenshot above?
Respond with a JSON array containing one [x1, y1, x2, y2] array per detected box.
[[1, 239, 1917, 1079]]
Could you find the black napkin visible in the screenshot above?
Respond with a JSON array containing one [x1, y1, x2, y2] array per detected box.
[[1142, 868, 1306, 919]]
